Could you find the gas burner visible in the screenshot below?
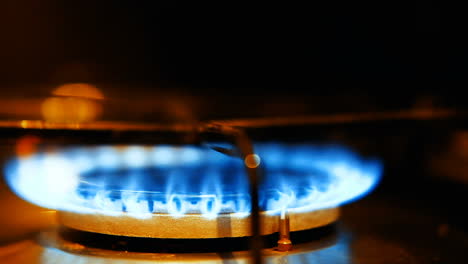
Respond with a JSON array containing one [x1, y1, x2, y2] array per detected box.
[[30, 224, 340, 264], [5, 142, 380, 240]]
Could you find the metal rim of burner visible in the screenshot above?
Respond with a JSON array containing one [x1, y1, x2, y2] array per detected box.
[[34, 224, 338, 263], [57, 206, 340, 239]]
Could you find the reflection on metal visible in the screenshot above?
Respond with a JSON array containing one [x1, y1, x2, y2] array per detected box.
[[52, 83, 104, 100], [245, 154, 261, 169], [56, 207, 339, 238], [15, 135, 41, 157], [41, 83, 104, 123], [277, 210, 292, 252], [41, 97, 102, 123], [0, 108, 461, 131], [213, 108, 461, 128]]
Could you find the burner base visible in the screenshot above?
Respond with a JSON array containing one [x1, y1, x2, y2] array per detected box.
[[57, 208, 340, 239]]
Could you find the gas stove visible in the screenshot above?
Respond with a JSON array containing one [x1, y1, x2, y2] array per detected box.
[[1, 109, 468, 264], [2, 1, 468, 262]]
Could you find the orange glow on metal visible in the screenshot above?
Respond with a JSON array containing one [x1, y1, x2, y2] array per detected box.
[[52, 83, 104, 100], [244, 154, 261, 168], [41, 83, 104, 123], [15, 136, 41, 157]]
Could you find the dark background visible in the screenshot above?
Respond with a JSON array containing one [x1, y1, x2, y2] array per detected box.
[[0, 0, 466, 96]]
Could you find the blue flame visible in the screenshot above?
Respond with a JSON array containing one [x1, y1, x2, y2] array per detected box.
[[4, 143, 382, 219]]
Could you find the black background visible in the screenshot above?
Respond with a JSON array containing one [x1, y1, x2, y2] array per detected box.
[[0, 0, 466, 96]]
